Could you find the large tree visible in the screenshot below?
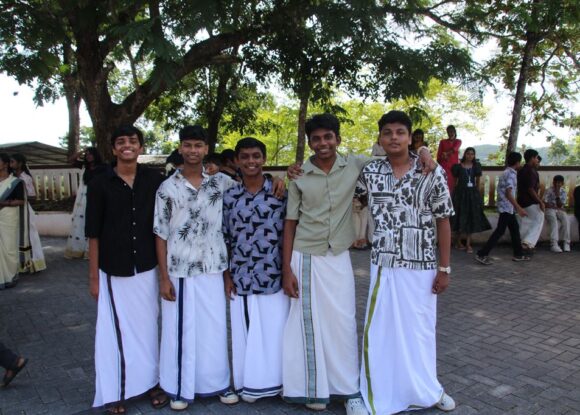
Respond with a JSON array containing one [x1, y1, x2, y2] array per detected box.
[[480, 0, 579, 159]]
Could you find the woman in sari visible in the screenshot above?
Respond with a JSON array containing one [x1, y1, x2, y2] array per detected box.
[[10, 153, 46, 273], [437, 125, 462, 193], [64, 147, 105, 259], [0, 153, 26, 289]]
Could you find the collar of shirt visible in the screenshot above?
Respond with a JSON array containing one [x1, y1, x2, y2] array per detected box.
[[302, 153, 348, 175], [240, 175, 272, 196], [172, 168, 210, 189], [377, 152, 423, 177]]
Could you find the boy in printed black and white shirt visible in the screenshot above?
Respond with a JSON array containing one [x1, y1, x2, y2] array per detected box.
[[355, 110, 455, 415]]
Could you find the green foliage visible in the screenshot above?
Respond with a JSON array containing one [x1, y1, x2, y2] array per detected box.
[[58, 127, 95, 149], [547, 138, 570, 165]]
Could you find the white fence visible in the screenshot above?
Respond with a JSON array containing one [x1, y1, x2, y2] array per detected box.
[[30, 165, 580, 208]]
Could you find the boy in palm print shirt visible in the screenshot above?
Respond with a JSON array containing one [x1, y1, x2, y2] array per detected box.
[[153, 125, 239, 410]]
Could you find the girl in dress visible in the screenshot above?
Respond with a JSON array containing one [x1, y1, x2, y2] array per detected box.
[[65, 147, 105, 259], [437, 125, 462, 193], [451, 147, 491, 253], [10, 153, 46, 272]]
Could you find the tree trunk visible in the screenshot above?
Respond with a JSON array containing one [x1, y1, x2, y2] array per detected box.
[[207, 66, 235, 153], [64, 89, 81, 158], [505, 0, 542, 163], [295, 85, 312, 163]]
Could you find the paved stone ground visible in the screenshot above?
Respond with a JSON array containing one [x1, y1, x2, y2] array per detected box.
[[1, 237, 580, 415]]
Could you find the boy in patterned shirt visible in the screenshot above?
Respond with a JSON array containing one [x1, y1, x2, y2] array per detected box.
[[153, 125, 240, 410], [355, 110, 456, 414], [476, 152, 531, 264], [544, 175, 571, 253], [222, 137, 289, 403]]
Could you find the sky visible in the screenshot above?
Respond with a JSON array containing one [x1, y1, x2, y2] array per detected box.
[[0, 70, 573, 151]]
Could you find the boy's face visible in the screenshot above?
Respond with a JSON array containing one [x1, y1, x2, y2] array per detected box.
[[236, 147, 265, 178], [379, 122, 411, 157], [528, 155, 540, 167], [308, 128, 340, 161], [513, 161, 522, 170], [553, 180, 563, 191], [112, 134, 143, 162], [204, 162, 220, 175], [179, 139, 208, 166]]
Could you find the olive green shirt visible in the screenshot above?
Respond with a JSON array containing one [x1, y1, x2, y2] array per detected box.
[[286, 153, 370, 256]]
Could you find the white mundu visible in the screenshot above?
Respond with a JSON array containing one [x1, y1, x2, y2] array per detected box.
[[93, 268, 159, 408], [231, 289, 289, 399], [283, 250, 360, 404], [159, 273, 230, 402], [361, 265, 443, 415]]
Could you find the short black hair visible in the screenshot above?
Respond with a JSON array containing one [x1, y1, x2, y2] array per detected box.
[[412, 128, 424, 136], [110, 125, 144, 147], [0, 153, 10, 165], [553, 175, 565, 183], [378, 110, 412, 134], [179, 125, 207, 143], [235, 137, 267, 159], [447, 125, 456, 134], [203, 154, 222, 166], [220, 149, 236, 164], [305, 113, 340, 139], [524, 149, 539, 163], [506, 152, 522, 166], [166, 149, 183, 166]]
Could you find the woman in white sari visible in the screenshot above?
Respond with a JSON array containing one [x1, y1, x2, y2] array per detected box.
[[10, 153, 46, 273], [64, 147, 105, 259], [0, 153, 26, 289]]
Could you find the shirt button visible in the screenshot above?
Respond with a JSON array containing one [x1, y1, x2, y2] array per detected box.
[[133, 222, 136, 226], [133, 250, 136, 254], [132, 208, 135, 211], [133, 237, 136, 240]]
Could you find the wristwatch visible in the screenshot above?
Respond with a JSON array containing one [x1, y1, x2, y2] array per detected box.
[[438, 266, 451, 274]]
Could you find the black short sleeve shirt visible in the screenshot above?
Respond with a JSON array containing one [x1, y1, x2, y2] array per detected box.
[[85, 164, 165, 276], [517, 165, 539, 208]]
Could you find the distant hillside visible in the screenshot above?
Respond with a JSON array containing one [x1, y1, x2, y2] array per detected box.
[[466, 145, 550, 166]]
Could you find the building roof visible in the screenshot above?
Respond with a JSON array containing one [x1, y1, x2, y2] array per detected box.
[[0, 141, 69, 166]]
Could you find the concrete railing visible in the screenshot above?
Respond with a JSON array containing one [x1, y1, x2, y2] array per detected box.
[[29, 165, 580, 208], [29, 165, 82, 201]]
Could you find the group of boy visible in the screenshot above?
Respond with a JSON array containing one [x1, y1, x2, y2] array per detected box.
[[87, 110, 457, 415], [476, 149, 572, 265]]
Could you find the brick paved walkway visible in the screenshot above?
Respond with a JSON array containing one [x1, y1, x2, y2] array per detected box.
[[1, 237, 580, 415]]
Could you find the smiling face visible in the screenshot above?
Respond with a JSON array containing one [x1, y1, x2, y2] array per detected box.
[[379, 122, 412, 157], [179, 139, 208, 167], [112, 134, 143, 162], [236, 147, 265, 179], [308, 128, 340, 161]]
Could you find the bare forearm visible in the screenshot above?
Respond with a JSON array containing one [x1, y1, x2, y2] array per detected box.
[[155, 236, 170, 281], [88, 238, 99, 279], [436, 218, 451, 267], [282, 220, 297, 273]]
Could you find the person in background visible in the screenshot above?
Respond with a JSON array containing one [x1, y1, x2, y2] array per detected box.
[[411, 128, 427, 153], [165, 149, 184, 176], [220, 149, 241, 181], [544, 175, 571, 253], [451, 147, 491, 253], [0, 342, 27, 387], [437, 125, 462, 193], [0, 153, 26, 289], [475, 152, 530, 265], [10, 153, 46, 273], [65, 147, 106, 259], [203, 153, 222, 175], [517, 149, 544, 253]]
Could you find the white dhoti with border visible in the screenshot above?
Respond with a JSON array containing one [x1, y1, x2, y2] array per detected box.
[[361, 264, 443, 415], [231, 289, 289, 400], [283, 250, 360, 404], [160, 273, 230, 402], [93, 268, 160, 408]]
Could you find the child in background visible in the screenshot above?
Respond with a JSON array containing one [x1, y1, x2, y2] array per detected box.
[[544, 175, 571, 253]]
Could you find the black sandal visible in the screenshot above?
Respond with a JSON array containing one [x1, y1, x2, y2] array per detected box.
[[148, 385, 169, 409], [2, 357, 28, 387]]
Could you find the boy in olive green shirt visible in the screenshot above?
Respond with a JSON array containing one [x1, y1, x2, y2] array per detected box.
[[281, 114, 368, 415]]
